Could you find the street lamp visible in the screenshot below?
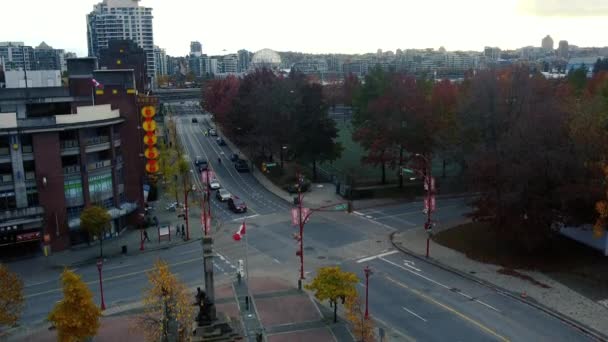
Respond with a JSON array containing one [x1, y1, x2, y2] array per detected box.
[[280, 145, 287, 169], [183, 183, 196, 241], [364, 265, 373, 319], [96, 258, 106, 310], [414, 153, 434, 258]]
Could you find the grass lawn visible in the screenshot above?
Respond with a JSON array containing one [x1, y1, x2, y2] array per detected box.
[[434, 222, 608, 300]]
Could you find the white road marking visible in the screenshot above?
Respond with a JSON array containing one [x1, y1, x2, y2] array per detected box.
[[379, 257, 450, 289], [353, 211, 364, 216], [25, 279, 56, 287], [356, 250, 399, 263], [402, 306, 428, 322], [474, 299, 501, 313], [104, 264, 133, 271], [365, 215, 373, 219], [231, 214, 260, 222], [272, 258, 281, 264], [403, 261, 421, 272]]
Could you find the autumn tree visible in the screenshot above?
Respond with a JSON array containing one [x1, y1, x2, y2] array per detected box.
[[80, 205, 111, 258], [137, 259, 194, 342], [49, 269, 101, 342], [305, 266, 358, 323], [345, 295, 375, 342], [0, 264, 24, 327]]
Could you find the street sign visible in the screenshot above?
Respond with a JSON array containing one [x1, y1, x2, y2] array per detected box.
[[291, 208, 311, 225], [401, 168, 415, 175], [265, 162, 277, 168], [332, 203, 347, 211]]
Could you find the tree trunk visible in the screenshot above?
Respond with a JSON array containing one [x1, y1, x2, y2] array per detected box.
[[312, 160, 317, 182], [381, 162, 386, 185], [333, 300, 338, 323], [398, 147, 404, 188]]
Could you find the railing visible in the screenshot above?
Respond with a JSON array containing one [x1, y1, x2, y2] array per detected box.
[[87, 160, 111, 171], [0, 206, 44, 222], [85, 136, 110, 146], [60, 140, 79, 150], [63, 165, 81, 175], [0, 174, 13, 184]]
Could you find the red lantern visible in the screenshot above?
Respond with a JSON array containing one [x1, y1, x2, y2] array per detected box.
[[144, 147, 159, 159]]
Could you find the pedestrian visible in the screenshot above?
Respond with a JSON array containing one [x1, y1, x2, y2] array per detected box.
[[176, 225, 180, 236], [143, 230, 150, 242], [181, 225, 185, 237]]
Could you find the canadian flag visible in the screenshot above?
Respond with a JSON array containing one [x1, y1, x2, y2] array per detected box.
[[232, 221, 246, 241], [91, 78, 103, 89]]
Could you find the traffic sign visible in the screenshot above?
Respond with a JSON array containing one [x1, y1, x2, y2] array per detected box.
[[332, 203, 347, 211], [265, 162, 277, 168]]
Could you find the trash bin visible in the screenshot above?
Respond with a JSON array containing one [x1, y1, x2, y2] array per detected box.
[[122, 245, 127, 255]]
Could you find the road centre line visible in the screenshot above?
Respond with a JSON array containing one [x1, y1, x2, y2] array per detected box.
[[402, 306, 428, 322], [231, 214, 259, 222], [356, 250, 399, 263], [386, 276, 509, 342], [25, 256, 203, 299]]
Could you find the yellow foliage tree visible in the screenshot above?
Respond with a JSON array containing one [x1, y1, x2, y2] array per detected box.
[[345, 295, 376, 342], [48, 269, 101, 342], [137, 259, 194, 342], [0, 264, 24, 327], [593, 164, 608, 238], [305, 266, 359, 323]]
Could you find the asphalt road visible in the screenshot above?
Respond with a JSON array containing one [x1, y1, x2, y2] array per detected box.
[[11, 106, 594, 341]]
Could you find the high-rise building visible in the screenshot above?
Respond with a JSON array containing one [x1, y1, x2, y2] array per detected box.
[[558, 40, 569, 59], [190, 41, 202, 57], [221, 54, 238, 73], [87, 0, 155, 81], [153, 46, 167, 76], [237, 49, 252, 73], [542, 35, 554, 51], [484, 46, 501, 60], [0, 42, 35, 71], [33, 42, 65, 71], [99, 40, 148, 91]]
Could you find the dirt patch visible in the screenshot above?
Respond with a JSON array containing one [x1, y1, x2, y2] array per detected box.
[[497, 268, 551, 288]]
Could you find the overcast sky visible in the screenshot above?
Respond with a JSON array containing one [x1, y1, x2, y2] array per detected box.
[[3, 0, 608, 57]]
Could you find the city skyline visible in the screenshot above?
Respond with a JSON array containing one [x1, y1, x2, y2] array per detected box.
[[2, 0, 608, 57]]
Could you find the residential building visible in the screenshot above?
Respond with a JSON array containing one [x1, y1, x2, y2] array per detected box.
[[190, 41, 202, 57], [484, 47, 501, 60], [237, 49, 252, 73], [558, 40, 569, 59], [292, 58, 328, 74], [33, 42, 64, 71], [0, 42, 35, 71], [86, 0, 155, 82], [0, 57, 147, 256], [153, 46, 167, 76], [221, 54, 238, 73], [542, 35, 554, 51]]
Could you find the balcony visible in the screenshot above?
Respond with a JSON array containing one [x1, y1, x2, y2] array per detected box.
[[0, 206, 44, 223], [60, 140, 80, 156], [87, 160, 112, 171], [0, 148, 9, 164], [85, 136, 111, 153]]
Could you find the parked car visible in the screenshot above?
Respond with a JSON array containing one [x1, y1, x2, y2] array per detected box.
[[234, 159, 250, 172], [216, 189, 231, 201], [216, 137, 226, 146], [230, 153, 239, 162], [209, 178, 221, 190], [192, 117, 198, 123], [228, 196, 247, 213], [209, 128, 217, 136]]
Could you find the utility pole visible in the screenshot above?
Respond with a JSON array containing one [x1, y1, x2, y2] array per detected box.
[[364, 265, 372, 319], [96, 259, 106, 310]]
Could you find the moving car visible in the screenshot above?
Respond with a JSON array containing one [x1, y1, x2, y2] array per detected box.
[[195, 156, 208, 171], [234, 159, 249, 172], [228, 196, 247, 213], [192, 117, 198, 123], [209, 128, 217, 136], [216, 188, 231, 201], [216, 137, 226, 146], [209, 178, 221, 190]]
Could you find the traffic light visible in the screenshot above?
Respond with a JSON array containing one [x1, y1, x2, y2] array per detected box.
[[262, 162, 268, 173]]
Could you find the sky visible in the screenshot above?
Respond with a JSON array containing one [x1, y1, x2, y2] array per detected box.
[[2, 0, 608, 57]]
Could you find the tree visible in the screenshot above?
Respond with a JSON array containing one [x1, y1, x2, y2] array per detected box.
[[292, 83, 343, 180], [137, 259, 194, 342], [48, 269, 101, 342], [305, 266, 358, 323], [0, 264, 24, 327], [594, 164, 608, 238], [80, 206, 111, 258], [345, 295, 375, 342]]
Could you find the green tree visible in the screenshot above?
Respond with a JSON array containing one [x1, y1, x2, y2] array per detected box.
[[48, 269, 101, 342], [80, 206, 111, 258], [137, 259, 194, 342], [0, 264, 24, 327], [305, 266, 358, 323]]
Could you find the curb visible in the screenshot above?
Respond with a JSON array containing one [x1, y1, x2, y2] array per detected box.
[[389, 231, 608, 342]]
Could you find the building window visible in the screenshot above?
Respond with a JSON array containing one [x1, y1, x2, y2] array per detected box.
[[0, 192, 17, 211], [64, 179, 84, 207], [67, 205, 84, 220], [26, 188, 38, 206]]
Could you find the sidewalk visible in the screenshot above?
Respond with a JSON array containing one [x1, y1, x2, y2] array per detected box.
[[391, 225, 608, 339]]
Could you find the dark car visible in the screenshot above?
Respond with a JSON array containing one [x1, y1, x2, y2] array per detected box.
[[195, 156, 208, 171], [192, 117, 198, 123], [230, 153, 239, 162], [234, 159, 249, 172], [216, 137, 226, 146], [228, 196, 247, 213]]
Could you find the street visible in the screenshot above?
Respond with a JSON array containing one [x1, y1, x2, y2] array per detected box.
[[9, 106, 594, 341]]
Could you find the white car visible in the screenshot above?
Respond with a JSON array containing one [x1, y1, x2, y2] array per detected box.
[[209, 179, 221, 190], [216, 189, 231, 201]]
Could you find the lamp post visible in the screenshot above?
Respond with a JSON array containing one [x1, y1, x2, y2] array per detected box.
[[183, 184, 196, 241], [414, 153, 434, 258], [280, 145, 287, 169], [96, 258, 106, 310], [364, 265, 373, 319]]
